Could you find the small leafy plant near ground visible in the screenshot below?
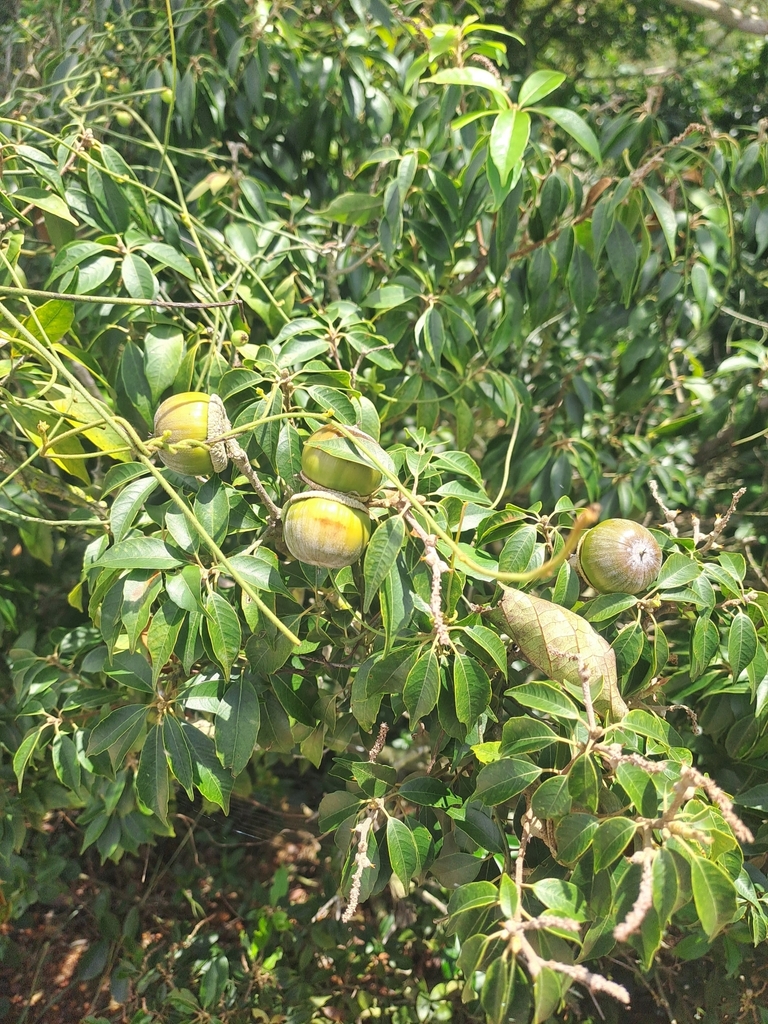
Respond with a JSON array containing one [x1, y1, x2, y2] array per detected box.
[[1, 1, 768, 1021]]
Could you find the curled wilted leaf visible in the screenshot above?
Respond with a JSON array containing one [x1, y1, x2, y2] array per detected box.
[[491, 587, 628, 719]]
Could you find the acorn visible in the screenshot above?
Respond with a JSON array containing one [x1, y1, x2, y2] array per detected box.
[[301, 424, 382, 497], [283, 492, 371, 569], [152, 392, 228, 476], [577, 518, 662, 595]]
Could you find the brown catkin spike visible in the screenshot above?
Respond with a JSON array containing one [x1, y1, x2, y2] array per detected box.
[[491, 587, 628, 720]]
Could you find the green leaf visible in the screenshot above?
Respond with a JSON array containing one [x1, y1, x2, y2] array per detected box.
[[534, 106, 601, 163], [592, 817, 637, 873], [204, 591, 242, 678], [518, 70, 566, 108], [96, 537, 183, 570], [166, 565, 204, 613], [139, 240, 196, 280], [215, 677, 260, 775], [122, 252, 157, 299], [144, 325, 185, 403], [728, 612, 757, 678], [183, 721, 234, 812], [364, 516, 406, 612], [163, 713, 194, 798], [656, 553, 700, 590], [318, 790, 363, 832], [735, 783, 768, 811], [489, 109, 531, 186], [691, 616, 720, 681], [13, 726, 44, 790], [481, 955, 515, 1024], [499, 873, 518, 918], [568, 244, 597, 314], [427, 67, 510, 108], [462, 624, 508, 679], [11, 186, 78, 224], [105, 649, 154, 693], [612, 621, 645, 675], [110, 476, 158, 542], [531, 775, 571, 819], [447, 880, 498, 916], [553, 813, 598, 864], [403, 647, 440, 722], [500, 716, 558, 756], [533, 966, 563, 1024], [580, 593, 638, 623], [386, 817, 418, 888], [318, 192, 382, 225], [136, 723, 170, 823], [398, 776, 451, 807], [531, 878, 587, 920], [474, 757, 541, 806], [690, 855, 738, 940], [606, 220, 638, 303], [87, 704, 147, 767], [52, 732, 81, 791], [499, 525, 538, 574], [507, 681, 582, 720], [644, 186, 678, 259], [21, 299, 75, 344], [454, 654, 491, 727], [194, 478, 230, 548], [147, 601, 185, 684]]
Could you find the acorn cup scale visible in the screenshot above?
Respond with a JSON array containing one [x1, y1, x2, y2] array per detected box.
[[283, 492, 371, 569], [152, 392, 228, 476], [577, 518, 662, 594], [301, 424, 383, 496]]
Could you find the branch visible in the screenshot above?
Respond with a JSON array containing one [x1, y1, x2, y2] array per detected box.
[[664, 0, 768, 34]]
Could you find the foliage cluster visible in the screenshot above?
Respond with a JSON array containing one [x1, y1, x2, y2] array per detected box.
[[1, 1, 768, 1021]]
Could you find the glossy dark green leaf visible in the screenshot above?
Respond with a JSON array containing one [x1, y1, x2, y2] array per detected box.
[[87, 704, 147, 767], [182, 721, 233, 813], [403, 647, 440, 722], [136, 723, 169, 823], [52, 732, 81, 792], [318, 790, 363, 832], [364, 516, 406, 612], [96, 537, 183, 570], [506, 681, 582, 720], [690, 855, 737, 940], [500, 716, 558, 756], [691, 616, 720, 681], [146, 601, 185, 685], [553, 813, 598, 864], [481, 954, 515, 1024], [13, 726, 44, 790], [386, 817, 418, 888], [163, 712, 194, 798], [474, 757, 541, 806], [592, 817, 636, 873], [109, 476, 158, 543], [728, 612, 757, 679], [215, 676, 260, 775], [531, 774, 571, 819], [398, 776, 451, 807], [454, 654, 491, 727], [204, 591, 242, 679], [499, 525, 537, 574]]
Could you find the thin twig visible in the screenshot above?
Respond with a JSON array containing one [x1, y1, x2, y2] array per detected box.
[[404, 508, 452, 647], [614, 845, 656, 942]]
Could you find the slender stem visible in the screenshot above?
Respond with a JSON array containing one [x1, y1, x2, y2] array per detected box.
[[0, 284, 240, 309]]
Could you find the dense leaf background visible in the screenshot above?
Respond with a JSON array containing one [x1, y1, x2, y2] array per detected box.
[[1, 1, 768, 1021]]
